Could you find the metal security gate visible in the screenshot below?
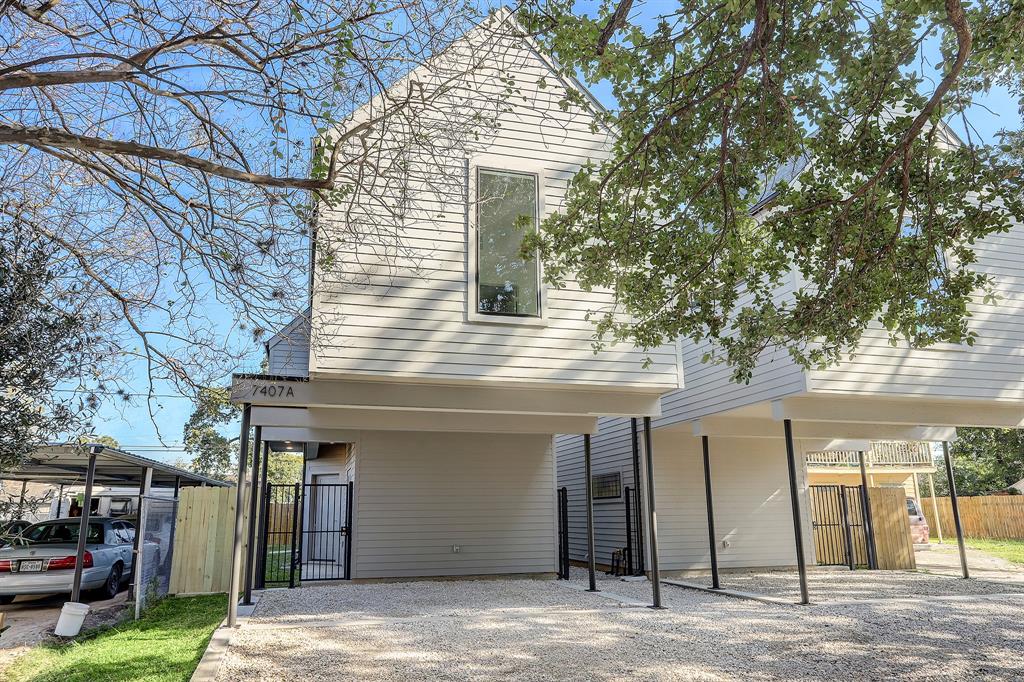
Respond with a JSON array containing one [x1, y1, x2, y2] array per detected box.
[[809, 484, 871, 569], [623, 486, 645, 576], [260, 481, 352, 587], [557, 486, 569, 579]]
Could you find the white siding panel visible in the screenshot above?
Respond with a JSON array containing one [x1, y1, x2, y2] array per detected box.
[[311, 26, 677, 392], [555, 419, 638, 567], [657, 278, 808, 426], [651, 431, 814, 571], [267, 316, 310, 378], [353, 431, 556, 578], [556, 423, 816, 571], [809, 222, 1024, 402]]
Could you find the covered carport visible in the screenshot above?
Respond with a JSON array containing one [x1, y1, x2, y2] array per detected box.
[[667, 395, 1024, 605], [1, 443, 225, 620]]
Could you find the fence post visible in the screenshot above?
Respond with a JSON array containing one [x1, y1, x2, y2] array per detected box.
[[624, 486, 634, 576], [288, 482, 300, 588], [344, 480, 354, 580], [839, 486, 855, 570]]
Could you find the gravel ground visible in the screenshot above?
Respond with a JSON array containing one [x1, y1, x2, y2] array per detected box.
[[218, 569, 1024, 681], [713, 566, 1024, 602]]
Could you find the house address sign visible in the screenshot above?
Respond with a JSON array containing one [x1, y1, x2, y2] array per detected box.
[[230, 378, 304, 403], [249, 384, 295, 398]]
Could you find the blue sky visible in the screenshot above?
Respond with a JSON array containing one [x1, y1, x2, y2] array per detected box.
[[89, 10, 1023, 464]]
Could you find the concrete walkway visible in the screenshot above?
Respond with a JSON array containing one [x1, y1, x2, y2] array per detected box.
[[915, 542, 1024, 583]]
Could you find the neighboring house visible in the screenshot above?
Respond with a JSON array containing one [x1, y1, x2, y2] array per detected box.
[[234, 9, 678, 582], [804, 441, 937, 500]]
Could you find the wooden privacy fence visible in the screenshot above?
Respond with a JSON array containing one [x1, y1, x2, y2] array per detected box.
[[921, 495, 1024, 540], [867, 487, 916, 570], [169, 486, 249, 595]]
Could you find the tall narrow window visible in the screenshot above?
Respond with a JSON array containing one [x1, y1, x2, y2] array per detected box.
[[476, 168, 540, 316]]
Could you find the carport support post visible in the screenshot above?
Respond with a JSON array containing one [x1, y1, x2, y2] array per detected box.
[[927, 473, 943, 543], [701, 436, 720, 590], [71, 448, 99, 603], [55, 484, 64, 518], [131, 467, 152, 588], [943, 441, 969, 579], [227, 404, 252, 628], [583, 434, 598, 592], [642, 417, 663, 609], [242, 426, 263, 606], [133, 467, 153, 620], [858, 451, 879, 569], [782, 419, 810, 605]]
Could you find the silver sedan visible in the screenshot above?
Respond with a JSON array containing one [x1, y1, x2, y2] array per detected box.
[[0, 517, 135, 604]]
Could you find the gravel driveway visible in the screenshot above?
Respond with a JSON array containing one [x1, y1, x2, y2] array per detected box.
[[218, 569, 1024, 681]]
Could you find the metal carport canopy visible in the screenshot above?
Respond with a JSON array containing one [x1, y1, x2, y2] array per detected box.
[[3, 443, 228, 487]]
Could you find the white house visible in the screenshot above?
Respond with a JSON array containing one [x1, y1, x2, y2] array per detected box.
[[230, 10, 1023, 612], [230, 9, 678, 592]]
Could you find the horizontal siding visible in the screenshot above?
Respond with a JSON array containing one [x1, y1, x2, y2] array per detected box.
[[658, 278, 807, 426], [353, 431, 556, 578], [808, 221, 1024, 401], [556, 425, 816, 571], [267, 316, 310, 378], [555, 418, 639, 567], [651, 431, 814, 571], [310, 23, 677, 391]]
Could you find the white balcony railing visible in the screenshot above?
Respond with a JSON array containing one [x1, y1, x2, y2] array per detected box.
[[805, 441, 934, 468]]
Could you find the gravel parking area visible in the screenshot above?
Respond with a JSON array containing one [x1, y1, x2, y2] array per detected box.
[[217, 570, 1024, 680], [713, 566, 1024, 602]]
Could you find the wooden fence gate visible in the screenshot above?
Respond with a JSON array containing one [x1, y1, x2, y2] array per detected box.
[[809, 485, 916, 570], [809, 485, 870, 568]]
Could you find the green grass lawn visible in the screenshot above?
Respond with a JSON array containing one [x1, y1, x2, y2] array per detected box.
[[932, 536, 1024, 565], [7, 594, 226, 682]]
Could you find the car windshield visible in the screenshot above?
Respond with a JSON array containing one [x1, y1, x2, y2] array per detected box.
[[906, 499, 920, 515], [20, 522, 104, 545]]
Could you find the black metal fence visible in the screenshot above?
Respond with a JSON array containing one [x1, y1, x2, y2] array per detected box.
[[260, 481, 352, 588], [623, 486, 645, 575], [557, 486, 569, 579], [809, 484, 871, 569]]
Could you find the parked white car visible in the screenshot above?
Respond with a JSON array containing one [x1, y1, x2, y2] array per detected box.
[[0, 518, 135, 603]]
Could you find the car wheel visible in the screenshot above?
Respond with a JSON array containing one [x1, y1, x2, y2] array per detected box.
[[0, 595, 15, 605], [97, 563, 123, 600]]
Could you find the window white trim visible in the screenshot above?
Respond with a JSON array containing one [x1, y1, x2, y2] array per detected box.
[[466, 154, 548, 327]]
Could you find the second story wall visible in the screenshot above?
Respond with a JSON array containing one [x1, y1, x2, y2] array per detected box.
[[308, 15, 678, 392], [807, 218, 1024, 402]]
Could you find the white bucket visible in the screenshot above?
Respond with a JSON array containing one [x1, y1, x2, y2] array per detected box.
[[54, 601, 90, 637]]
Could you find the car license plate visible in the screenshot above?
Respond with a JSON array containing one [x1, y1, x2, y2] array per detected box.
[[18, 560, 43, 572]]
